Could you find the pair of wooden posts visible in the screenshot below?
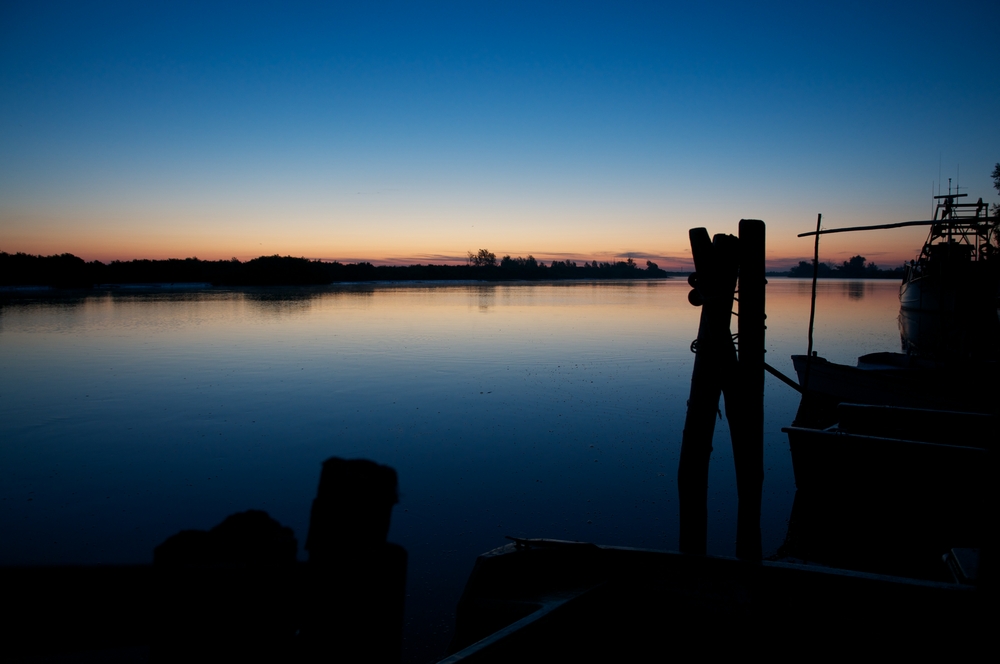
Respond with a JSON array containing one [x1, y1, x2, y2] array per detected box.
[[678, 220, 765, 560]]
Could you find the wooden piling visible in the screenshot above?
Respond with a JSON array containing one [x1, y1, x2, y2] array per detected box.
[[300, 458, 407, 663], [803, 213, 822, 391], [678, 229, 740, 554], [734, 219, 765, 560]]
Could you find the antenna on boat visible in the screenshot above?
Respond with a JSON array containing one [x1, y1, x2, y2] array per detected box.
[[938, 153, 942, 197]]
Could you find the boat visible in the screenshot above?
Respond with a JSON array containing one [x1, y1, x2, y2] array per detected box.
[[899, 192, 999, 313], [438, 537, 984, 662], [788, 188, 1000, 404], [896, 192, 1000, 359], [797, 191, 1000, 362], [783, 402, 993, 513], [781, 198, 998, 584], [790, 352, 996, 413], [780, 402, 992, 579]]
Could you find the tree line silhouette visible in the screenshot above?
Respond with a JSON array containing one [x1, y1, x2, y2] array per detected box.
[[0, 250, 669, 288], [785, 255, 905, 279]]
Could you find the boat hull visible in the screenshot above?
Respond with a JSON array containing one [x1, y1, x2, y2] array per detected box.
[[899, 268, 999, 313], [790, 353, 994, 412], [442, 539, 983, 662], [899, 274, 950, 312], [898, 306, 1000, 360], [781, 403, 992, 579], [783, 425, 987, 504]]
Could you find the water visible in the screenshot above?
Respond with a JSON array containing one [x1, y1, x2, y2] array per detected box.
[[0, 278, 902, 661]]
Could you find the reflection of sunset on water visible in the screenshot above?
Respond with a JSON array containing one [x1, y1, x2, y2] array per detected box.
[[0, 278, 916, 658]]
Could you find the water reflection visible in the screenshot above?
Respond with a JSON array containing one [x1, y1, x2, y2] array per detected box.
[[787, 278, 891, 302], [472, 285, 495, 312], [0, 278, 909, 662], [844, 281, 866, 300]]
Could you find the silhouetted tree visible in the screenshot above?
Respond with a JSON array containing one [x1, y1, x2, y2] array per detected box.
[[0, 251, 95, 287], [786, 256, 901, 279], [645, 260, 667, 276], [835, 255, 868, 278], [467, 249, 497, 268], [788, 261, 833, 278], [499, 255, 538, 269]]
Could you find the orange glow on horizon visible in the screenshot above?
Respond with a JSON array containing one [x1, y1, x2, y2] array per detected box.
[[1, 225, 928, 272], [1, 203, 934, 272]]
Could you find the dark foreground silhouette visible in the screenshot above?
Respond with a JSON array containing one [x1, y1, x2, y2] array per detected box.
[[0, 450, 991, 662], [0, 251, 669, 288], [442, 536, 986, 661], [0, 457, 406, 663]]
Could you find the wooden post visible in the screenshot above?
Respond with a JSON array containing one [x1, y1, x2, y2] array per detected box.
[[803, 213, 822, 391], [305, 457, 400, 556], [300, 458, 407, 663], [734, 219, 765, 560], [678, 230, 740, 554]]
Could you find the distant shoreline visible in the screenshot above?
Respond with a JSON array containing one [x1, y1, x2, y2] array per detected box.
[[0, 251, 675, 289], [1, 250, 909, 291]]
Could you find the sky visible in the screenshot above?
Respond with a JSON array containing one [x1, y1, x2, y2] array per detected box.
[[2, 1, 998, 270]]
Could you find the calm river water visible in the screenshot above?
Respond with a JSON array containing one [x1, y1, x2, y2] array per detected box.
[[1, 278, 902, 661]]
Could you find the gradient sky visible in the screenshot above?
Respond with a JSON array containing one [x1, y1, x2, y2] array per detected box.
[[2, 1, 998, 269]]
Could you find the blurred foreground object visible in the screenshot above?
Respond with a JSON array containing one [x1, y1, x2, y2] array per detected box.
[[0, 457, 406, 663]]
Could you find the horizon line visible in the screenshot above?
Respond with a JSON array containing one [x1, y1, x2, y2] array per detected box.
[[1, 247, 919, 272]]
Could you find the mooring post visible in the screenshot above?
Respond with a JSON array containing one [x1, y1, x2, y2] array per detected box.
[[678, 229, 740, 554], [803, 213, 822, 391], [300, 458, 407, 663], [734, 219, 765, 560]]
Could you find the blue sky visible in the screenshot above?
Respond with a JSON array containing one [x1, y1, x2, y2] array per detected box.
[[2, 1, 998, 267]]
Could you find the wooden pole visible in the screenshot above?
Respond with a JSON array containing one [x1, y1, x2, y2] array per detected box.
[[803, 214, 822, 391], [733, 219, 765, 560], [678, 229, 740, 554], [806, 213, 822, 358], [300, 458, 407, 663]]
